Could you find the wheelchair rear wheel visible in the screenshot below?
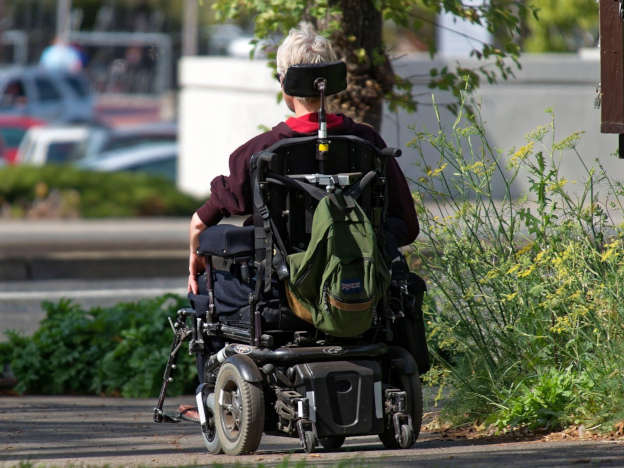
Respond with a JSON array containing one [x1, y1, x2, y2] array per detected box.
[[214, 363, 265, 455], [379, 371, 423, 449]]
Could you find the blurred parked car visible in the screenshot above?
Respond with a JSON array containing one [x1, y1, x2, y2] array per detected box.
[[227, 36, 270, 59], [0, 67, 94, 122], [16, 126, 90, 165], [205, 24, 245, 55], [78, 142, 178, 181], [0, 115, 46, 164], [70, 122, 177, 162]]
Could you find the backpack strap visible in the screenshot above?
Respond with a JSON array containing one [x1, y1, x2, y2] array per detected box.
[[250, 158, 291, 290], [331, 170, 377, 211], [266, 172, 327, 201], [267, 172, 348, 209], [345, 170, 377, 201]]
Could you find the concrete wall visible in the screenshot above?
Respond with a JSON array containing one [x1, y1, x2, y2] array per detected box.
[[178, 57, 284, 197], [179, 53, 614, 200]]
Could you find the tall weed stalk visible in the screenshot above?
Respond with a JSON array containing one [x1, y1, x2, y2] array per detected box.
[[410, 104, 624, 431]]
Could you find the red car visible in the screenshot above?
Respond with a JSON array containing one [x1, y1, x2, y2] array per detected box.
[[0, 115, 46, 164]]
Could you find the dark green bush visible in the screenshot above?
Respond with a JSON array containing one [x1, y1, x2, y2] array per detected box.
[[0, 165, 202, 217], [1, 295, 197, 397]]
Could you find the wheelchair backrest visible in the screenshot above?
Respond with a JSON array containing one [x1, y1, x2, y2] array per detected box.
[[251, 134, 389, 258]]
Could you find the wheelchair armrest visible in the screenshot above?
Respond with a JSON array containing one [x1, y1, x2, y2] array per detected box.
[[198, 224, 255, 258]]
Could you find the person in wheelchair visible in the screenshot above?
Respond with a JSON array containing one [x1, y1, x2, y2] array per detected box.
[[159, 22, 430, 456], [188, 22, 419, 296]]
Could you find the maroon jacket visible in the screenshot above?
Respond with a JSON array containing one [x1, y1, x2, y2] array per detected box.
[[197, 113, 419, 245]]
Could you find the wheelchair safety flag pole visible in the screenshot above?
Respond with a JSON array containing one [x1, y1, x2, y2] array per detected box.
[[314, 77, 330, 172]]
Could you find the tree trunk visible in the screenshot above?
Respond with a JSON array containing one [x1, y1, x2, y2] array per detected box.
[[324, 0, 394, 131]]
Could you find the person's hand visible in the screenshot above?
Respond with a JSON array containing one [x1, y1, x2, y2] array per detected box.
[[188, 252, 206, 294]]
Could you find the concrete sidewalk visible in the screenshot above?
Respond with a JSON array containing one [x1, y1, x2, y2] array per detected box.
[[2, 395, 624, 467], [0, 219, 189, 281]]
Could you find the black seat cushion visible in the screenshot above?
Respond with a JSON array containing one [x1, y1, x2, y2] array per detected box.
[[213, 270, 252, 314], [198, 224, 254, 257], [190, 270, 315, 332]]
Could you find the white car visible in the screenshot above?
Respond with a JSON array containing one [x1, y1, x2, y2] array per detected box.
[[16, 126, 90, 165], [78, 142, 178, 181], [70, 122, 177, 163]]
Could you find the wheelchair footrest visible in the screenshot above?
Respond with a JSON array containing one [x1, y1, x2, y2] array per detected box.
[[153, 408, 181, 424]]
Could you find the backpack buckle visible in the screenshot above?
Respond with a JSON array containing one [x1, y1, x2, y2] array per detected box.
[[258, 205, 270, 220]]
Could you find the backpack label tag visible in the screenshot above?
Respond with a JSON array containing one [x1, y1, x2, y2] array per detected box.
[[341, 279, 362, 294]]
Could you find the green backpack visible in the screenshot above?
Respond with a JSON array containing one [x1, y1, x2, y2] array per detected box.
[[285, 192, 390, 337]]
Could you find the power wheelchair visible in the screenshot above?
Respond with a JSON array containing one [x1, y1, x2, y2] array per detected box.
[[154, 61, 428, 455]]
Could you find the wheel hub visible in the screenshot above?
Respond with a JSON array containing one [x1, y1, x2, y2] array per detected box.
[[219, 386, 243, 439]]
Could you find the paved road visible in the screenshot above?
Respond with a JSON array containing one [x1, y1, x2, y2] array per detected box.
[[1, 396, 623, 468]]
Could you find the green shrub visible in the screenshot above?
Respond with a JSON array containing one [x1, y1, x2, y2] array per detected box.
[[411, 105, 624, 432], [491, 367, 595, 431], [1, 295, 197, 397], [0, 165, 202, 217]]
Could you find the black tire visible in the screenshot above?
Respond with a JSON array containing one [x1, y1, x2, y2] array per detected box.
[[379, 371, 423, 449], [200, 392, 222, 454], [319, 435, 345, 450], [214, 363, 265, 455], [399, 424, 414, 448]]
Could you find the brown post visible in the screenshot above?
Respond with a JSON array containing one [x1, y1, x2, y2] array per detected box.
[[600, 0, 624, 134]]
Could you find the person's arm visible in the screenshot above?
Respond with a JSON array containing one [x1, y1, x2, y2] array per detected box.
[[386, 157, 419, 245], [349, 121, 419, 244], [188, 211, 207, 294]]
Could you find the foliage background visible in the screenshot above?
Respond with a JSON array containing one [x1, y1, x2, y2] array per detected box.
[[522, 0, 598, 52], [0, 165, 201, 218], [0, 295, 197, 397], [411, 103, 624, 432], [3, 107, 623, 433]]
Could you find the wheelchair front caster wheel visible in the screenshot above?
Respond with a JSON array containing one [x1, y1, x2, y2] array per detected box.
[[302, 430, 317, 453], [200, 392, 222, 454], [398, 424, 414, 449], [214, 363, 265, 455], [319, 435, 345, 450], [379, 372, 422, 450]]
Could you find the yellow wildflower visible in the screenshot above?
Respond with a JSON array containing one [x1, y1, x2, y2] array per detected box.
[[601, 246, 618, 262], [517, 243, 534, 255], [548, 178, 569, 191], [518, 264, 536, 278], [463, 161, 486, 175], [426, 163, 448, 177], [503, 291, 518, 302], [510, 142, 534, 164]]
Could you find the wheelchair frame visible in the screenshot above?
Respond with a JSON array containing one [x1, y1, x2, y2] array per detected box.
[[153, 61, 424, 455]]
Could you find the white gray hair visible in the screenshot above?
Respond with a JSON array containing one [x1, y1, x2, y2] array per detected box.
[[276, 22, 337, 102]]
